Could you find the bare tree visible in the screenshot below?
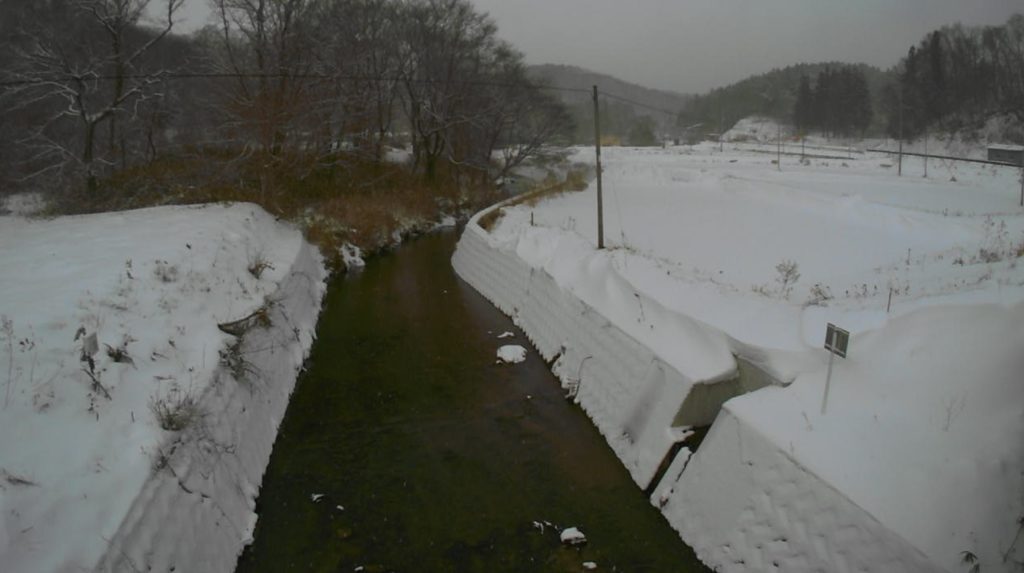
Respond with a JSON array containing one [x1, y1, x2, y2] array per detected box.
[[210, 0, 323, 156], [399, 0, 499, 182], [318, 0, 407, 163], [457, 45, 573, 182], [2, 0, 184, 193]]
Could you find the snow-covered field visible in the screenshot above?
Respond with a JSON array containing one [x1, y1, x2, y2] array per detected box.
[[0, 204, 325, 572], [480, 142, 1024, 572]]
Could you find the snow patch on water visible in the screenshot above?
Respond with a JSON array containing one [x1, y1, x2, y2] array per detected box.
[[496, 345, 527, 364]]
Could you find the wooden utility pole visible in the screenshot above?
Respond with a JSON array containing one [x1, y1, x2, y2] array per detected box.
[[592, 85, 605, 249], [777, 122, 782, 171], [719, 102, 724, 152], [1019, 160, 1023, 207], [923, 133, 928, 178], [898, 89, 904, 177]]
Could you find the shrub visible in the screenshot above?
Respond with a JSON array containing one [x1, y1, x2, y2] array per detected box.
[[150, 388, 203, 432], [775, 260, 801, 299], [247, 252, 274, 279], [807, 283, 833, 306]]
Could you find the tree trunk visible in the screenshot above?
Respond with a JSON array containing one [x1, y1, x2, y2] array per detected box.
[[83, 120, 98, 194]]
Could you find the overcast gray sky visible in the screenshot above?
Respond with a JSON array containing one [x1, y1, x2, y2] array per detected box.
[[169, 0, 1022, 94]]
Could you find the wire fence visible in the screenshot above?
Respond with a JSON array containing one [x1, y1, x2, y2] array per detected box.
[[867, 147, 1023, 168]]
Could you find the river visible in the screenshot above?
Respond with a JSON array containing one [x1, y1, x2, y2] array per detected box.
[[235, 230, 709, 572]]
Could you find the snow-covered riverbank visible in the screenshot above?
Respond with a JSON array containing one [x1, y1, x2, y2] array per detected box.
[[0, 203, 326, 572], [456, 143, 1024, 572]]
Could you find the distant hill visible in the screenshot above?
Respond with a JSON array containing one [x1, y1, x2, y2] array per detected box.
[[527, 64, 689, 144], [679, 62, 894, 137], [527, 64, 689, 113]]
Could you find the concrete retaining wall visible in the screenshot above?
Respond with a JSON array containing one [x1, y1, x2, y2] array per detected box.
[[95, 241, 326, 573], [660, 408, 941, 573]]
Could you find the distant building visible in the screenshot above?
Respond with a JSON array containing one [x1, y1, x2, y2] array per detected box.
[[987, 144, 1024, 165]]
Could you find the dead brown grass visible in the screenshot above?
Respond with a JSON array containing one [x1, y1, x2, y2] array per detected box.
[[478, 167, 591, 232], [47, 147, 496, 271]]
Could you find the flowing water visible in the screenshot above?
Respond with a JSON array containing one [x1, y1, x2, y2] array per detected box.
[[236, 231, 709, 573]]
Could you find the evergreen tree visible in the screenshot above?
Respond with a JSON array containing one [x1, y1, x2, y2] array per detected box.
[[793, 74, 813, 132], [789, 65, 872, 137]]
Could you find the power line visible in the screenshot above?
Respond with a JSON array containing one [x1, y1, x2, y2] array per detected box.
[[597, 90, 681, 117], [0, 71, 594, 94], [0, 72, 685, 118]]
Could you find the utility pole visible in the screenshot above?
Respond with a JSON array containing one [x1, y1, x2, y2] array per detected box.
[[777, 121, 782, 171], [592, 85, 605, 250], [898, 89, 904, 177], [921, 133, 929, 178], [719, 101, 724, 152], [1019, 159, 1023, 207]]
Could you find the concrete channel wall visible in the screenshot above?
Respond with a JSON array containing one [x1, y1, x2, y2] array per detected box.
[[95, 241, 326, 573], [453, 206, 944, 573], [456, 219, 676, 488], [659, 408, 941, 573], [452, 208, 730, 491]]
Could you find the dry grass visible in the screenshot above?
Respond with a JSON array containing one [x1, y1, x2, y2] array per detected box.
[[478, 167, 591, 232], [149, 389, 203, 432], [477, 208, 505, 232], [45, 148, 498, 271]]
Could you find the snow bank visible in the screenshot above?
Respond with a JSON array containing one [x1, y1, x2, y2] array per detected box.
[[661, 304, 1024, 573], [665, 300, 1024, 573], [723, 116, 792, 143], [0, 204, 326, 573], [662, 407, 940, 573], [456, 143, 1024, 572]]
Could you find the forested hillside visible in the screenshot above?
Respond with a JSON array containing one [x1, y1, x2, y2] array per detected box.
[[678, 13, 1024, 144], [880, 15, 1024, 142], [677, 62, 892, 139]]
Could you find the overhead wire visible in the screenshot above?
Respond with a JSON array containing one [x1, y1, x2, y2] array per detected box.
[[0, 71, 596, 94], [0, 73, 683, 119], [596, 90, 680, 117]]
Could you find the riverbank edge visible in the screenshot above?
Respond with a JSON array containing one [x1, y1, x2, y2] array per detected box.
[[452, 201, 703, 491], [94, 234, 327, 572], [452, 203, 944, 573]]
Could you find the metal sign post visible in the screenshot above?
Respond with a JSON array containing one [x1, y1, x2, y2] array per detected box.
[[820, 323, 849, 415]]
